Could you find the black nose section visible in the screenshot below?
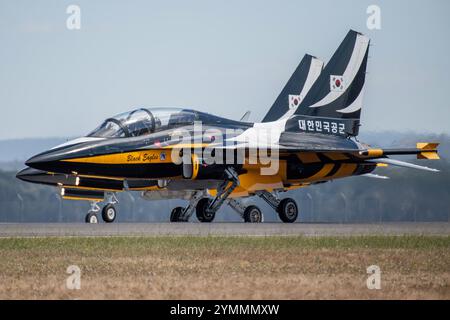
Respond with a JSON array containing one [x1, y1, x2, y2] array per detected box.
[[25, 142, 87, 172], [24, 141, 101, 174], [25, 151, 60, 171]]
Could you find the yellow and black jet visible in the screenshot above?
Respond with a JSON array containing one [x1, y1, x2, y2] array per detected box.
[[17, 30, 439, 224]]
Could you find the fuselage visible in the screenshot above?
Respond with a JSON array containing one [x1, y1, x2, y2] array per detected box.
[[20, 107, 376, 198]]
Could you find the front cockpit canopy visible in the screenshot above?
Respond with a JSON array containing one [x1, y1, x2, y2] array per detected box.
[[87, 108, 197, 138]]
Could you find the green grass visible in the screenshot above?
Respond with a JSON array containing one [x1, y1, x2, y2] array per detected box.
[[0, 235, 448, 252], [0, 235, 449, 299]]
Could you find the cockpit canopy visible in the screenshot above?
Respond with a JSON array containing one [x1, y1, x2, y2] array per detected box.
[[87, 108, 197, 138]]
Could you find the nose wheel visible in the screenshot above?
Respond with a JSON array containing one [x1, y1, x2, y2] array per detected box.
[[102, 203, 117, 223]]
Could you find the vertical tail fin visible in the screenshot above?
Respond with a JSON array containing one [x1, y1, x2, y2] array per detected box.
[[262, 54, 323, 122], [287, 30, 370, 137]]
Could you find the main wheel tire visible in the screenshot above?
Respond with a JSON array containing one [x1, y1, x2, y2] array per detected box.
[[196, 198, 215, 223], [243, 205, 263, 223], [102, 204, 117, 223], [170, 207, 184, 222], [85, 212, 99, 224], [277, 198, 298, 223]]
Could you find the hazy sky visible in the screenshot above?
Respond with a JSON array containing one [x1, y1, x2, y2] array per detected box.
[[0, 0, 449, 139]]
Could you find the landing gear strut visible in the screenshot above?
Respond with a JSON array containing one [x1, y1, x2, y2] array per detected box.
[[195, 168, 240, 223], [170, 168, 240, 223], [256, 190, 298, 223]]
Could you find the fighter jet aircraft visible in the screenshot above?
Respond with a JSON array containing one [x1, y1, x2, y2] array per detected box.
[[17, 30, 439, 224]]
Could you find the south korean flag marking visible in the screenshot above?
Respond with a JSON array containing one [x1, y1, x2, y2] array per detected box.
[[330, 75, 345, 92], [288, 94, 301, 109]]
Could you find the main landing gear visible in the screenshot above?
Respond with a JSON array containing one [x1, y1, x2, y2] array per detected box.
[[227, 198, 264, 223], [85, 192, 118, 224], [256, 190, 299, 223], [170, 191, 205, 222], [170, 168, 264, 223], [170, 168, 244, 223]]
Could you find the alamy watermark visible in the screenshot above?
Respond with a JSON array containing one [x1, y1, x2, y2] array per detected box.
[[169, 121, 281, 175], [66, 5, 81, 30], [366, 265, 381, 290], [66, 265, 81, 290], [367, 5, 381, 30]]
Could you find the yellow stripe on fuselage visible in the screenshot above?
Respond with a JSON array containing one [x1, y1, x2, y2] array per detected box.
[[309, 163, 335, 180], [329, 163, 358, 179], [62, 150, 172, 164]]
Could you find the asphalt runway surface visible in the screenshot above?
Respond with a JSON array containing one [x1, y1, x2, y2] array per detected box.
[[0, 222, 449, 237]]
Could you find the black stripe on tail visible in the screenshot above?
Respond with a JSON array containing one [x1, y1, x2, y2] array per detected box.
[[286, 30, 370, 137], [262, 54, 323, 122]]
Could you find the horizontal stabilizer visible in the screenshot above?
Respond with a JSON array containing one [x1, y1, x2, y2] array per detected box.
[[417, 142, 440, 159], [367, 158, 440, 172]]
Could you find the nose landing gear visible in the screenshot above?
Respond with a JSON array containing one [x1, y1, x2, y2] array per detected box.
[[85, 192, 119, 224]]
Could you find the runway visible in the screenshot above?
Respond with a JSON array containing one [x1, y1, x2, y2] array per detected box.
[[0, 222, 449, 237]]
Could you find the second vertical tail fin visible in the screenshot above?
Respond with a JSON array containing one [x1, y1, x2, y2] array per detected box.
[[262, 54, 323, 122]]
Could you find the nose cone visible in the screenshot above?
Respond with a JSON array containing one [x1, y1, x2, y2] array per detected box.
[[24, 136, 106, 172], [25, 150, 63, 171]]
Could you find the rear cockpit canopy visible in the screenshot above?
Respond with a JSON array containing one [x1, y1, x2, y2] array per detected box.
[[87, 107, 197, 138]]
